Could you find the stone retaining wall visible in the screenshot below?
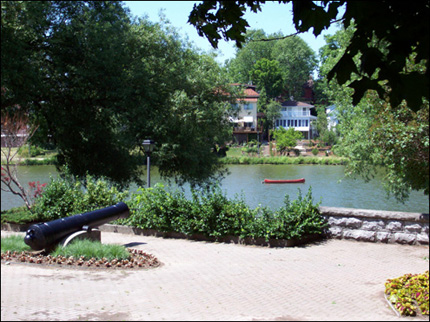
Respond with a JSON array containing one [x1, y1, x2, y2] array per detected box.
[[319, 206, 429, 245], [2, 207, 429, 247]]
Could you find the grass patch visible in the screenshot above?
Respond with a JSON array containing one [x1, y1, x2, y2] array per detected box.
[[226, 146, 244, 158], [50, 239, 131, 261], [1, 235, 32, 252], [21, 155, 57, 165]]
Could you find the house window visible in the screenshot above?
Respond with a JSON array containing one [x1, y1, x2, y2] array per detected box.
[[303, 108, 307, 116], [283, 120, 286, 127], [294, 120, 298, 127], [244, 103, 253, 110]]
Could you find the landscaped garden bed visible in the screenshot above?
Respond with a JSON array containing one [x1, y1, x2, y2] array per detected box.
[[1, 235, 160, 270], [1, 248, 160, 270], [385, 271, 429, 317]]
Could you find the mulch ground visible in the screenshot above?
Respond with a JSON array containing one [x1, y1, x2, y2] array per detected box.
[[1, 248, 161, 270]]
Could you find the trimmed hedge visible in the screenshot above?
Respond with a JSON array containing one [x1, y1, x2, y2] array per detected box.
[[121, 184, 327, 241]]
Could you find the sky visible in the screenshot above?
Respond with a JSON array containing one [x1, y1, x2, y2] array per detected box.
[[123, 1, 343, 65]]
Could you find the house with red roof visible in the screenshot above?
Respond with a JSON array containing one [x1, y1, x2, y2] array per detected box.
[[230, 83, 263, 144]]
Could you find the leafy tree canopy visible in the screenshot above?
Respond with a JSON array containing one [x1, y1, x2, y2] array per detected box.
[[273, 127, 303, 155], [319, 25, 429, 200], [225, 28, 317, 99], [189, 1, 429, 112], [250, 58, 283, 98], [2, 1, 236, 188]]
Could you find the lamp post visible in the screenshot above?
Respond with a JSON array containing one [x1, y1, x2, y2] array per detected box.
[[142, 140, 155, 188]]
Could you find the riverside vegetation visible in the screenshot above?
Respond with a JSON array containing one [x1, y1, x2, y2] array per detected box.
[[1, 140, 348, 168], [2, 175, 326, 242]]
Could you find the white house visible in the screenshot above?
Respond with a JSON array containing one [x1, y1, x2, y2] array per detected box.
[[275, 100, 317, 139]]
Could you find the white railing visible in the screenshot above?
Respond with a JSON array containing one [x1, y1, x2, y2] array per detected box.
[[281, 112, 310, 117]]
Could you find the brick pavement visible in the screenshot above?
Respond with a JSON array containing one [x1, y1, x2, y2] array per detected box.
[[1, 230, 429, 321]]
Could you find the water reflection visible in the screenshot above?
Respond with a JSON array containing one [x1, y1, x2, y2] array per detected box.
[[1, 164, 429, 213]]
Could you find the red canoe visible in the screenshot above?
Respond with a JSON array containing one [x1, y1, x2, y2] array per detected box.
[[263, 178, 305, 184]]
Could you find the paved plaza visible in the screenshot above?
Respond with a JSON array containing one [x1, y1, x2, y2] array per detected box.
[[1, 230, 429, 321]]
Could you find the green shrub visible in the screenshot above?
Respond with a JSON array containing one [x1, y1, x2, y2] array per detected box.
[[1, 206, 35, 224], [123, 184, 326, 242], [30, 175, 84, 221], [18, 145, 45, 158], [31, 174, 128, 222], [312, 148, 319, 156], [272, 188, 325, 239]]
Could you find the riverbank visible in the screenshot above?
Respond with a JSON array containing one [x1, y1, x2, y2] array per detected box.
[[219, 155, 348, 165], [222, 144, 348, 165], [1, 147, 57, 166], [1, 147, 348, 167]]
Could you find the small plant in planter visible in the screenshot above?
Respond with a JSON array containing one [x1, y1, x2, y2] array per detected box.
[[311, 148, 319, 156], [385, 270, 429, 316]]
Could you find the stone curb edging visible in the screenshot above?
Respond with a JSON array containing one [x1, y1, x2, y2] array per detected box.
[[319, 206, 429, 245]]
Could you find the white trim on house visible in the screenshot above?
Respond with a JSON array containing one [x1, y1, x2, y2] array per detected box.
[[274, 101, 317, 139]]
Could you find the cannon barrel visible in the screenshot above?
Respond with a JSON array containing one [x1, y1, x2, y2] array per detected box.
[[24, 202, 129, 251]]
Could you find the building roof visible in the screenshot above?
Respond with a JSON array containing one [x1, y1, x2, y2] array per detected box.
[[242, 87, 259, 98], [230, 83, 260, 101], [281, 100, 314, 108]]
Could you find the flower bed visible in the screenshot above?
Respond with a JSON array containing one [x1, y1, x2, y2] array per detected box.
[[1, 248, 161, 270], [385, 270, 429, 316]]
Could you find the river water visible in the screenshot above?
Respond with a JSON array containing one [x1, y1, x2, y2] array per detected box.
[[1, 165, 429, 213]]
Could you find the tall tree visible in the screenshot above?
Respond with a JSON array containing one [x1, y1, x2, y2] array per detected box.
[[319, 25, 429, 200], [271, 36, 317, 99], [225, 29, 277, 83], [226, 29, 317, 99], [1, 1, 236, 187], [250, 58, 283, 98]]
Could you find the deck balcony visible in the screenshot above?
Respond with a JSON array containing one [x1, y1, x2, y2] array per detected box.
[[233, 126, 263, 134]]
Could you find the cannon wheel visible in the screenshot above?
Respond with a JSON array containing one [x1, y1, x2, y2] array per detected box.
[[60, 229, 101, 248]]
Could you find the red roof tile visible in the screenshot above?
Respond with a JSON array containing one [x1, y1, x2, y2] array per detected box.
[[243, 88, 259, 98]]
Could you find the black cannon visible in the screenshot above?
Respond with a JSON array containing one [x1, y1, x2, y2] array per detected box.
[[24, 202, 130, 251]]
